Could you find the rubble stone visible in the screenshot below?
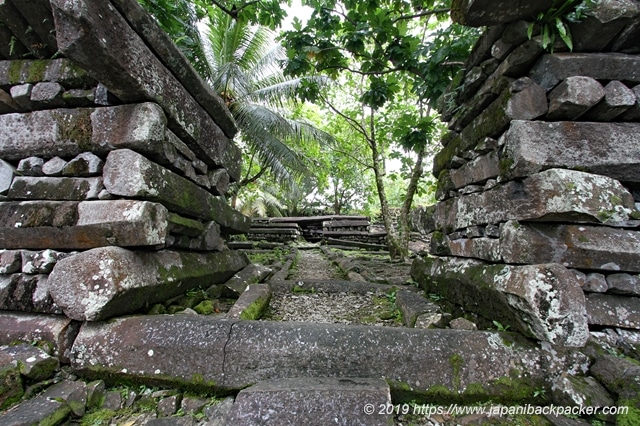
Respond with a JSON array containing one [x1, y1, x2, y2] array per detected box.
[[0, 344, 59, 381], [606, 273, 640, 296], [0, 159, 14, 195], [227, 284, 272, 320], [30, 82, 65, 109], [569, 0, 640, 52]]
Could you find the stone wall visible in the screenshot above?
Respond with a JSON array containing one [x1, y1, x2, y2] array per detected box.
[[412, 0, 640, 347], [0, 0, 250, 326]]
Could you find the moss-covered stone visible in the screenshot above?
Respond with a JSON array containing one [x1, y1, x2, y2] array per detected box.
[[194, 300, 216, 315]]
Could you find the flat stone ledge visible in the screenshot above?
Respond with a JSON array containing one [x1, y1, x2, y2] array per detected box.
[[501, 121, 640, 183], [530, 53, 640, 91], [70, 316, 588, 401], [226, 377, 392, 426]]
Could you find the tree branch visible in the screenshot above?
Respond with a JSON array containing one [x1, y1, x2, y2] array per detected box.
[[393, 8, 450, 23]]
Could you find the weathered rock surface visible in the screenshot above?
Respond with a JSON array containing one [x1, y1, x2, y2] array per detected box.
[[8, 176, 103, 200], [109, 0, 237, 139], [412, 256, 589, 346], [530, 53, 640, 90], [0, 59, 95, 88], [450, 0, 554, 26], [0, 344, 59, 381], [546, 77, 605, 120], [0, 312, 80, 362], [590, 353, 640, 405], [586, 293, 640, 329], [226, 284, 271, 320], [0, 380, 87, 425], [103, 149, 249, 233], [0, 200, 169, 249], [582, 80, 637, 121], [222, 264, 273, 297], [395, 290, 439, 327], [0, 159, 15, 195], [226, 378, 392, 426], [607, 273, 640, 296], [70, 315, 587, 400], [551, 373, 614, 414], [447, 237, 501, 262], [51, 0, 241, 179], [500, 221, 640, 272], [0, 103, 166, 161], [48, 246, 249, 321], [435, 169, 635, 232], [501, 121, 640, 183], [568, 0, 640, 53]]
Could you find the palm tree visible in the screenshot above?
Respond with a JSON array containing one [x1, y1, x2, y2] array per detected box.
[[201, 8, 332, 194]]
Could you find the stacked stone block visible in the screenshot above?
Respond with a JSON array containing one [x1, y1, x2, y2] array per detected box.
[[412, 0, 640, 347], [0, 0, 250, 324]]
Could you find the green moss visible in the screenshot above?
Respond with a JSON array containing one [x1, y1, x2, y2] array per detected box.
[[52, 109, 94, 151], [499, 155, 515, 177], [610, 195, 624, 205], [449, 354, 464, 392], [80, 409, 117, 426], [631, 211, 640, 220], [617, 398, 640, 426], [27, 60, 49, 83], [239, 294, 270, 320], [194, 300, 215, 315]]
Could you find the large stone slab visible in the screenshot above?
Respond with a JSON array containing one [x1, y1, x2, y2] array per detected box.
[[450, 0, 554, 26], [103, 149, 249, 233], [501, 121, 640, 183], [0, 59, 95, 89], [0, 103, 167, 161], [530, 53, 640, 90], [0, 200, 169, 249], [586, 293, 640, 329], [0, 312, 80, 362], [226, 378, 392, 426], [500, 221, 640, 272], [109, 0, 237, 138], [48, 246, 249, 321], [8, 176, 103, 200], [411, 256, 588, 347], [70, 315, 587, 401], [0, 273, 62, 314], [435, 169, 635, 233], [51, 0, 242, 179]]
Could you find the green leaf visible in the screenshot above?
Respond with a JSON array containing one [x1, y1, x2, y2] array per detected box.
[[527, 22, 534, 40]]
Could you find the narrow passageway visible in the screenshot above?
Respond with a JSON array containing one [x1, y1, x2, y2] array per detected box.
[[288, 248, 343, 280]]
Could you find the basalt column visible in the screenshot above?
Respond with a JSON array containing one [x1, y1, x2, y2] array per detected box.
[[411, 0, 640, 347], [0, 0, 250, 324]]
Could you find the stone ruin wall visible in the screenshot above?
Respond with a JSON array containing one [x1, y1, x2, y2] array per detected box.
[[411, 0, 640, 348], [0, 0, 251, 357]]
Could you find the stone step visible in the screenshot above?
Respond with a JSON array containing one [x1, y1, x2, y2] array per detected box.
[[226, 377, 393, 426], [69, 315, 588, 403]]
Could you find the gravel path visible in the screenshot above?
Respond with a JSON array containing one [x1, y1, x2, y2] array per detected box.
[[289, 249, 343, 280]]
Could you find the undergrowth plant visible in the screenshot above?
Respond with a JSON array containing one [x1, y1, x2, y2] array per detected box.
[[527, 0, 597, 51]]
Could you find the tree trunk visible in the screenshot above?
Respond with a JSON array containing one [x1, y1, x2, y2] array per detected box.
[[370, 141, 404, 259], [397, 144, 426, 260]]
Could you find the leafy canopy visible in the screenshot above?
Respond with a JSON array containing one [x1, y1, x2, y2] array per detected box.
[[280, 0, 479, 110]]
